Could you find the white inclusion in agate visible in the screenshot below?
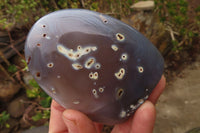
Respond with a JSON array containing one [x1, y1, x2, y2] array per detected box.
[[111, 44, 118, 51], [138, 66, 144, 73], [94, 63, 101, 69], [47, 62, 54, 68], [51, 87, 56, 94], [85, 57, 96, 69], [57, 44, 97, 61], [115, 68, 125, 80], [73, 100, 80, 105], [121, 53, 128, 61], [119, 110, 126, 118], [89, 72, 98, 80], [116, 33, 125, 42], [92, 89, 99, 98], [98, 87, 104, 93], [72, 63, 83, 70]]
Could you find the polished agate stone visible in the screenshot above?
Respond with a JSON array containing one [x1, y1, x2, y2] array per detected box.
[[25, 9, 164, 125]]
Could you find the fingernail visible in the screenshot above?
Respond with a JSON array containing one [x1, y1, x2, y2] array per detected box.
[[63, 111, 79, 133]]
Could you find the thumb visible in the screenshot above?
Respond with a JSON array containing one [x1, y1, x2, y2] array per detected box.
[[131, 101, 156, 133], [62, 109, 102, 133]]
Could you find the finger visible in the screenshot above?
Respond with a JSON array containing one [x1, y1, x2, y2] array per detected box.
[[111, 117, 132, 133], [131, 101, 156, 133], [94, 123, 104, 133], [149, 75, 166, 104], [49, 100, 68, 133], [62, 109, 102, 133], [111, 76, 165, 133]]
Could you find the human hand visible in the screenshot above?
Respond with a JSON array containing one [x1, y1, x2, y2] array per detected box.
[[49, 75, 166, 133]]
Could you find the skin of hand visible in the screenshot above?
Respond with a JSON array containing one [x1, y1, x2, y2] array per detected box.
[[49, 75, 166, 133]]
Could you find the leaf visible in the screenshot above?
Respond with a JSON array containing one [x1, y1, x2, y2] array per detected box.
[[195, 6, 200, 12], [43, 110, 51, 119], [29, 79, 40, 88], [0, 111, 10, 125], [39, 90, 49, 98], [39, 96, 52, 108], [5, 123, 10, 128], [7, 65, 18, 73], [26, 88, 40, 98], [32, 112, 43, 121], [188, 31, 194, 38]]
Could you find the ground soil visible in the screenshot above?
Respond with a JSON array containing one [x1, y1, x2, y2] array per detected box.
[[154, 55, 200, 133]]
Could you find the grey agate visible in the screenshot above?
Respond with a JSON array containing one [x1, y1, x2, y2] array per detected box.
[[25, 9, 164, 125]]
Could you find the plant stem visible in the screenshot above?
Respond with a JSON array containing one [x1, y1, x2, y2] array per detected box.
[[7, 30, 25, 59], [0, 64, 15, 82], [0, 50, 10, 66]]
